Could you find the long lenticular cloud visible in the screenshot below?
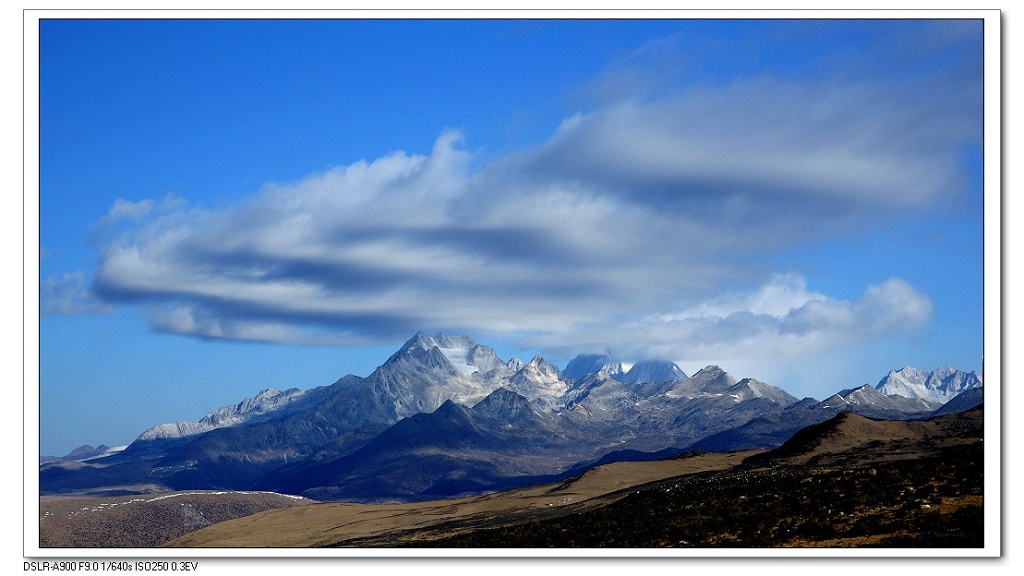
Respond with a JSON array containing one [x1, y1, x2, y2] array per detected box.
[[83, 57, 975, 356]]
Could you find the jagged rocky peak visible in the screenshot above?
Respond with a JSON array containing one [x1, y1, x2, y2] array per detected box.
[[524, 355, 562, 376], [506, 357, 525, 372], [510, 355, 564, 385], [506, 355, 568, 411], [931, 365, 971, 382], [400, 330, 439, 352], [728, 378, 798, 405], [688, 365, 736, 389], [875, 366, 982, 404]]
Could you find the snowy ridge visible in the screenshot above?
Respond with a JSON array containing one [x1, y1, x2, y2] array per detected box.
[[137, 388, 308, 442], [876, 366, 982, 404]]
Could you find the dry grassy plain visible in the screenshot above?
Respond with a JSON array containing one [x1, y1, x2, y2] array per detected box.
[[163, 451, 757, 547]]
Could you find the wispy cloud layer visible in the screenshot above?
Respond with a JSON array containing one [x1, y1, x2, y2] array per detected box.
[[49, 25, 980, 364], [527, 274, 933, 365]]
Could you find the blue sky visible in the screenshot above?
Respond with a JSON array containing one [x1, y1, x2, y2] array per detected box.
[[35, 17, 988, 457]]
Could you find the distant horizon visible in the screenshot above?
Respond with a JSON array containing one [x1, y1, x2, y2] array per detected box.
[[33, 15, 990, 458]]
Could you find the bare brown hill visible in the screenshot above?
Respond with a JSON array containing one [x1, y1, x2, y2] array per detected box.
[[39, 491, 312, 548], [744, 407, 983, 468]]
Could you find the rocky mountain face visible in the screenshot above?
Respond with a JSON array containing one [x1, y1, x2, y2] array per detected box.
[[40, 332, 983, 502], [929, 387, 984, 417]]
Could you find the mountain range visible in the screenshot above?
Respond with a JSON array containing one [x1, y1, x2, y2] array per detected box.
[[40, 332, 982, 502]]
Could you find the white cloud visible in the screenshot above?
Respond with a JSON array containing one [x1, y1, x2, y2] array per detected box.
[[489, 76, 972, 222], [524, 275, 933, 369], [41, 272, 111, 315], [84, 46, 970, 363], [659, 273, 827, 320]]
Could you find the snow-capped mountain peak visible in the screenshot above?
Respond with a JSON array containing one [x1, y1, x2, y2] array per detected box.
[[386, 332, 507, 375], [369, 332, 514, 417], [505, 355, 568, 411], [876, 366, 982, 404]]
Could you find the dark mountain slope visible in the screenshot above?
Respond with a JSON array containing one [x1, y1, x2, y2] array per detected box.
[[256, 391, 586, 500]]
